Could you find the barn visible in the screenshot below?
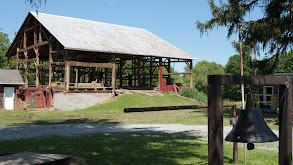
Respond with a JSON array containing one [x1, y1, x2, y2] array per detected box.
[[0, 69, 24, 110], [5, 12, 196, 110]]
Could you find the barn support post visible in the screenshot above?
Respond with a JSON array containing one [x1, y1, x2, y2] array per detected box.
[[48, 39, 53, 87], [150, 58, 153, 86], [138, 58, 141, 86], [75, 67, 78, 88], [190, 60, 193, 88], [34, 20, 39, 87], [167, 58, 171, 78], [16, 48, 19, 70], [208, 84, 223, 165], [112, 56, 116, 94], [158, 58, 163, 89], [65, 51, 70, 91]]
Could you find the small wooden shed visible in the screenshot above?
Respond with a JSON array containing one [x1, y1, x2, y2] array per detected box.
[[0, 69, 24, 110]]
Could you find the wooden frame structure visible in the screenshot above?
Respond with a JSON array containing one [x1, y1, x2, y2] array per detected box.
[[6, 13, 194, 94], [208, 75, 292, 165]]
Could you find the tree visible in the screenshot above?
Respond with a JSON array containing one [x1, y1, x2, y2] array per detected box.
[[224, 54, 253, 100], [25, 0, 46, 11], [196, 0, 293, 73], [275, 50, 293, 73], [191, 60, 225, 94], [0, 29, 10, 69]]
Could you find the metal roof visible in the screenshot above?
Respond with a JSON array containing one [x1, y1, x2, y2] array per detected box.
[[30, 12, 196, 60], [0, 69, 25, 85]]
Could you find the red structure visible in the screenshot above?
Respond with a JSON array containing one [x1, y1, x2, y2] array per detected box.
[[20, 87, 53, 108]]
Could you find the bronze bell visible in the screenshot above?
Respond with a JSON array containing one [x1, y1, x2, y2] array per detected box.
[[225, 94, 278, 150]]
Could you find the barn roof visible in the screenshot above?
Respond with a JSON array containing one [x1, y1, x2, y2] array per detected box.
[[28, 12, 196, 60], [0, 70, 24, 85]]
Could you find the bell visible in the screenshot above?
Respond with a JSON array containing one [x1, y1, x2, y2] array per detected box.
[[225, 94, 278, 150]]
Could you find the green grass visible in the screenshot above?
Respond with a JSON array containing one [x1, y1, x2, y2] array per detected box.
[[0, 93, 278, 130], [0, 133, 278, 165]]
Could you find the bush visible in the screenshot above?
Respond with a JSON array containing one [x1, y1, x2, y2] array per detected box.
[[179, 88, 207, 103]]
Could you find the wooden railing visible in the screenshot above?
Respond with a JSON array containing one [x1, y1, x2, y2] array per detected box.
[[246, 94, 278, 110]]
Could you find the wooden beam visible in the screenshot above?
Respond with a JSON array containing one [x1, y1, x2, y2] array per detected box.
[[279, 84, 293, 164], [163, 72, 191, 75], [112, 56, 116, 91], [208, 75, 292, 85], [21, 73, 37, 76], [65, 61, 70, 91], [208, 84, 223, 165], [67, 61, 113, 68], [17, 41, 49, 53], [48, 41, 53, 86], [20, 58, 37, 64]]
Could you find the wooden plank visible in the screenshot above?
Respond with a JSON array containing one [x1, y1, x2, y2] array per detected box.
[[20, 58, 37, 64], [162, 72, 191, 75], [208, 84, 223, 165], [67, 61, 113, 68], [0, 152, 72, 165], [208, 75, 292, 85], [21, 73, 37, 76], [279, 84, 293, 165], [17, 41, 49, 53]]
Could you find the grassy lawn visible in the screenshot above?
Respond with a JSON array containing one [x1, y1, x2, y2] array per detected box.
[[0, 133, 278, 165], [0, 93, 279, 129]]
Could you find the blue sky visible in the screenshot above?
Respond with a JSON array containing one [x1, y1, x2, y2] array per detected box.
[[0, 0, 256, 72]]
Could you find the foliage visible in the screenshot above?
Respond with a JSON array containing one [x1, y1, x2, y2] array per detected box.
[[179, 88, 207, 103], [25, 0, 46, 11], [275, 50, 293, 73], [196, 0, 293, 73], [192, 60, 225, 93], [0, 29, 10, 69], [224, 54, 253, 101]]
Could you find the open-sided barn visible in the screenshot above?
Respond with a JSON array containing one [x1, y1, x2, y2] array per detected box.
[[5, 12, 196, 109]]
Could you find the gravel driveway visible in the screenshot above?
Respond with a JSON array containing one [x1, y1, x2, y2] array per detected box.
[[0, 124, 279, 151], [0, 124, 233, 141]]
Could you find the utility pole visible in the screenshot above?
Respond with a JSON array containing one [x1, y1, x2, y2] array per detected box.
[[239, 23, 247, 165]]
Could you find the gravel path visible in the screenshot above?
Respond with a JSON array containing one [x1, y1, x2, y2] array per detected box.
[[0, 124, 280, 151], [0, 124, 234, 141]]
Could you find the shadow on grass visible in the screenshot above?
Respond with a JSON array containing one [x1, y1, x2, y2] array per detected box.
[[0, 133, 234, 165], [7, 118, 120, 127]]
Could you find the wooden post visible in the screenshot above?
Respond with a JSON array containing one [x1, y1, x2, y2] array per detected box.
[[279, 84, 292, 165], [167, 58, 171, 78], [23, 29, 28, 87], [119, 59, 123, 87], [75, 67, 78, 88], [48, 42, 53, 87], [112, 56, 116, 93], [208, 84, 223, 165], [158, 58, 163, 89], [105, 68, 108, 87], [150, 58, 153, 86], [65, 61, 70, 91], [190, 60, 193, 88], [138, 58, 141, 87], [16, 48, 19, 70]]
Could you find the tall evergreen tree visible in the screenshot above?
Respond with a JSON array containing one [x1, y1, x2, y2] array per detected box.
[[197, 0, 293, 73]]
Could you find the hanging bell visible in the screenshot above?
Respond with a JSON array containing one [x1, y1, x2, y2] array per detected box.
[[225, 94, 278, 150]]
